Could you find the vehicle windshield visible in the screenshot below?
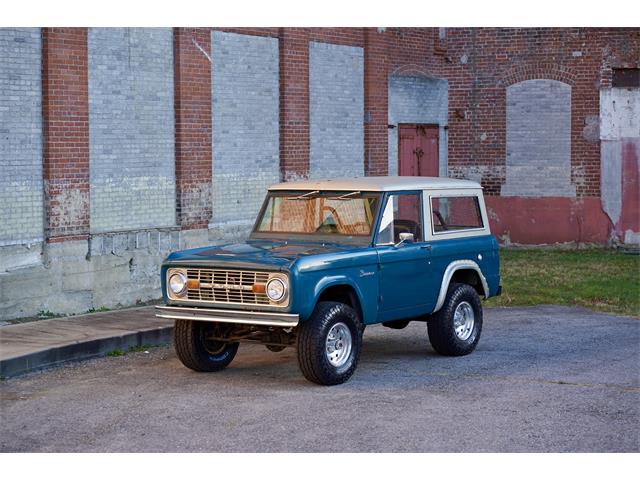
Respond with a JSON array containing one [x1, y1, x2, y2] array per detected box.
[[252, 191, 381, 243]]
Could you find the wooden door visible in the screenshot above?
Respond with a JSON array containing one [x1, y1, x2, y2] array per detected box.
[[398, 124, 439, 177]]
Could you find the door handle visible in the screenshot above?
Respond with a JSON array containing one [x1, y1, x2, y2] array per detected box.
[[421, 244, 432, 251]]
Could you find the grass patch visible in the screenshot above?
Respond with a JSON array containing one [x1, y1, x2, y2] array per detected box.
[[486, 248, 640, 317], [127, 344, 158, 353], [86, 306, 111, 314], [106, 349, 125, 357], [37, 310, 59, 319]]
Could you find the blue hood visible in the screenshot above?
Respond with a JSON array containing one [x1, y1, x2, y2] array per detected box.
[[163, 239, 362, 271]]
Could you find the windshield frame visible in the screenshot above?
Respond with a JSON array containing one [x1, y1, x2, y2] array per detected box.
[[250, 190, 383, 246]]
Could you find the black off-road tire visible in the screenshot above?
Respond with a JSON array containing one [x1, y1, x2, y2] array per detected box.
[[427, 283, 483, 356], [174, 320, 239, 372], [297, 301, 363, 386]]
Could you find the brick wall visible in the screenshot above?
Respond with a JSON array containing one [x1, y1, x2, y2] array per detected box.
[[442, 28, 640, 197], [309, 41, 364, 179], [0, 28, 43, 246], [88, 28, 176, 233], [42, 28, 90, 241], [210, 31, 280, 228], [279, 28, 310, 180], [174, 28, 213, 230], [0, 26, 638, 321]]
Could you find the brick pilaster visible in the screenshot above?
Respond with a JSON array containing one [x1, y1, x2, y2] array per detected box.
[[173, 28, 213, 229], [42, 28, 90, 242], [364, 27, 389, 176], [279, 28, 310, 181]]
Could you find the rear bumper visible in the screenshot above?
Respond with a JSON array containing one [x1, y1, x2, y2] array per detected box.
[[155, 305, 299, 328]]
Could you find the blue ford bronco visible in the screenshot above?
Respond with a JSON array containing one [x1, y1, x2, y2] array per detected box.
[[157, 176, 501, 385]]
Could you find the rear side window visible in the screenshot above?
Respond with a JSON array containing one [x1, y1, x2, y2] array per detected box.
[[431, 196, 483, 233]]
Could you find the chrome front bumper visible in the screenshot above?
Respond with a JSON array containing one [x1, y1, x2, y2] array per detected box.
[[155, 305, 299, 327]]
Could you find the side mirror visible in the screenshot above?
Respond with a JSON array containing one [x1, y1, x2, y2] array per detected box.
[[395, 232, 414, 247]]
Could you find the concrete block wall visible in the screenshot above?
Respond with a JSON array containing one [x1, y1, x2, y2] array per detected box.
[[88, 28, 176, 233], [210, 31, 280, 229], [501, 79, 575, 197], [0, 28, 43, 246], [387, 75, 448, 176], [309, 41, 364, 179]]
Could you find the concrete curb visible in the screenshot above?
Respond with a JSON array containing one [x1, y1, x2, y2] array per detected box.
[[0, 306, 174, 378], [0, 325, 173, 378]]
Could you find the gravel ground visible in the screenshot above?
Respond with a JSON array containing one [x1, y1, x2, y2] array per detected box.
[[1, 305, 638, 452]]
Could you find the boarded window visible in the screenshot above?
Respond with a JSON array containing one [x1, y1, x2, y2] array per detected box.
[[612, 68, 640, 88], [431, 196, 483, 233]]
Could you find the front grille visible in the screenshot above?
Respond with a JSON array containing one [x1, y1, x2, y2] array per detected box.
[[185, 268, 271, 306]]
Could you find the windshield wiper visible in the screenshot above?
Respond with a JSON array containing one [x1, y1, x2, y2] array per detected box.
[[328, 191, 361, 200], [286, 190, 320, 200]]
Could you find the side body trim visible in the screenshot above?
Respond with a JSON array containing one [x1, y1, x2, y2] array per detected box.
[[432, 260, 489, 313]]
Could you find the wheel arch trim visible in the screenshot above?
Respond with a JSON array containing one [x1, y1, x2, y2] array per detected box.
[[433, 260, 489, 313]]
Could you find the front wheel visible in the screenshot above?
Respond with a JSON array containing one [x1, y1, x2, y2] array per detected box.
[[297, 302, 363, 385], [174, 320, 239, 372], [427, 283, 483, 356]]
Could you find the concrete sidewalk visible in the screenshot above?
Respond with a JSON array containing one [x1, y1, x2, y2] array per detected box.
[[0, 306, 173, 378]]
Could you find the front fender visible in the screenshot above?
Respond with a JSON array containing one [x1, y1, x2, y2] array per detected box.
[[292, 271, 377, 325]]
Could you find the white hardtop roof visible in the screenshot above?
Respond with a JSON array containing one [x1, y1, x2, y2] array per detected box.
[[269, 176, 481, 192]]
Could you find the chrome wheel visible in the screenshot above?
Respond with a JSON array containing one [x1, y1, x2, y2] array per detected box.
[[453, 301, 475, 341], [325, 322, 353, 368]]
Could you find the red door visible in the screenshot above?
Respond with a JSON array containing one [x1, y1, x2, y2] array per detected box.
[[398, 124, 439, 177]]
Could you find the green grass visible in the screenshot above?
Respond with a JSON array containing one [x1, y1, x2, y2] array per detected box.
[[86, 306, 111, 314], [106, 344, 163, 358], [127, 344, 158, 353], [486, 248, 640, 317]]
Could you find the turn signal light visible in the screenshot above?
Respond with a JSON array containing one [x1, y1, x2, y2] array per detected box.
[[186, 279, 200, 290], [252, 283, 266, 294]]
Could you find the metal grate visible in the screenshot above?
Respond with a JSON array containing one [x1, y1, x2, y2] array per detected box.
[[186, 268, 271, 306]]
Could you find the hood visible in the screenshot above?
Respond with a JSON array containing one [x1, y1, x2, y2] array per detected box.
[[164, 239, 358, 271]]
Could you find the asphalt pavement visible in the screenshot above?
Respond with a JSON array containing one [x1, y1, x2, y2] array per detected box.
[[0, 305, 638, 452]]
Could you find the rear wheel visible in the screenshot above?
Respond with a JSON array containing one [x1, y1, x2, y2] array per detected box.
[[174, 320, 239, 372], [427, 283, 482, 356], [297, 301, 363, 385]]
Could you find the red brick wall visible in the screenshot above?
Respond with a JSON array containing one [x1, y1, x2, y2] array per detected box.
[[442, 28, 640, 197], [279, 28, 310, 180], [42, 28, 90, 242], [174, 28, 213, 229], [34, 27, 638, 244]]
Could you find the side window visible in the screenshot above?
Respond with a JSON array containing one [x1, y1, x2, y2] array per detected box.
[[431, 196, 483, 233], [377, 193, 423, 244]]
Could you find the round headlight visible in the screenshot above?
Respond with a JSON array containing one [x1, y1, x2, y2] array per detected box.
[[266, 277, 287, 302], [168, 272, 187, 296]]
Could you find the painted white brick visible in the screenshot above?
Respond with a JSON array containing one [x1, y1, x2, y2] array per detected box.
[[0, 28, 43, 246], [88, 28, 176, 233], [210, 31, 280, 228], [502, 79, 576, 197], [309, 42, 364, 179]]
